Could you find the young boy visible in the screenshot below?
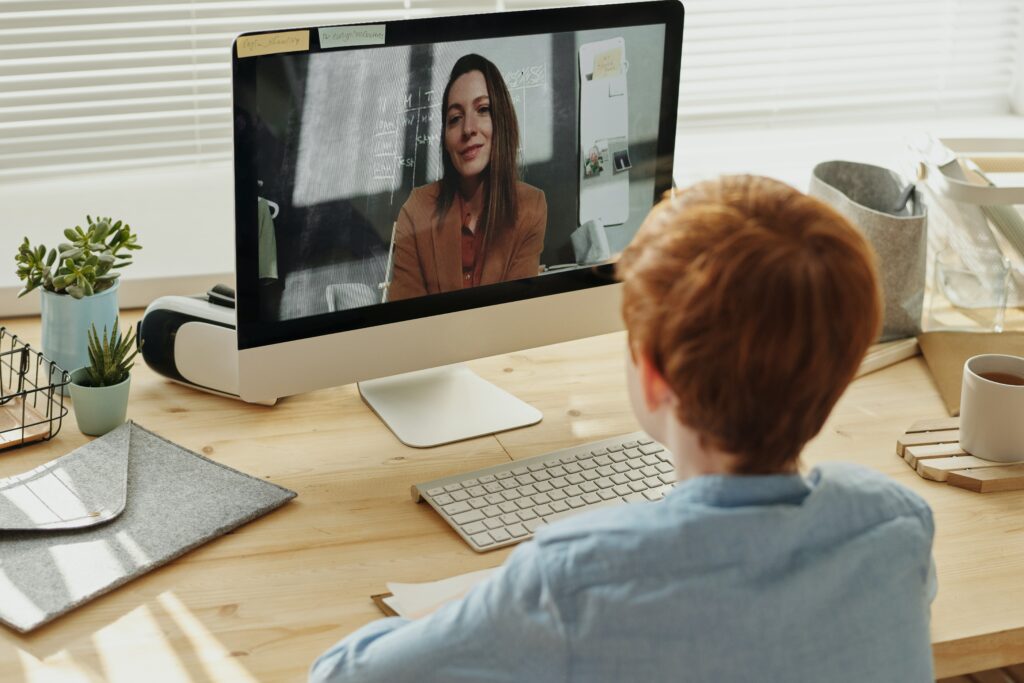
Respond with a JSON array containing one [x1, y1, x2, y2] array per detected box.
[[311, 175, 936, 682]]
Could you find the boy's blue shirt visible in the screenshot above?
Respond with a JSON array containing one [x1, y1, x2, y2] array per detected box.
[[311, 462, 936, 683]]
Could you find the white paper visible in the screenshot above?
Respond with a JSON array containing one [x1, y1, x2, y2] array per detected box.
[[385, 567, 497, 619]]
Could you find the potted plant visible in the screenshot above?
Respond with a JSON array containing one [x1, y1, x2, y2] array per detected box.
[[15, 216, 141, 381], [68, 319, 140, 436]]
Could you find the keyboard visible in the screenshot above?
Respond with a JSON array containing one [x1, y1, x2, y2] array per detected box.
[[412, 431, 677, 552]]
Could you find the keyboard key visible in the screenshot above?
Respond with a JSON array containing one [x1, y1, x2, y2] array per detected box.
[[501, 479, 520, 490], [565, 496, 585, 509], [433, 494, 454, 506], [564, 484, 583, 497], [624, 448, 642, 458], [462, 478, 480, 487], [471, 532, 494, 547], [611, 473, 629, 485], [515, 499, 533, 510], [485, 493, 504, 505], [535, 481, 553, 492], [496, 471, 514, 480], [517, 509, 537, 521], [607, 444, 625, 452], [579, 459, 600, 470], [507, 524, 528, 538], [642, 455, 661, 467], [511, 467, 528, 476], [499, 501, 518, 514], [628, 481, 647, 493], [613, 484, 631, 496], [469, 498, 488, 509], [452, 510, 484, 525], [534, 504, 554, 516], [641, 466, 659, 477], [593, 455, 612, 466], [482, 505, 502, 518], [595, 477, 615, 489], [643, 477, 661, 489], [581, 469, 600, 481], [484, 517, 503, 530], [466, 486, 487, 497], [478, 475, 496, 483], [579, 481, 598, 493], [638, 438, 654, 445], [623, 492, 646, 503], [532, 492, 552, 504], [582, 492, 602, 505], [597, 465, 614, 477], [524, 518, 545, 533], [548, 466, 568, 478], [501, 513, 520, 525], [515, 474, 536, 486], [550, 476, 569, 489], [640, 444, 663, 455], [501, 490, 519, 501], [532, 470, 551, 481], [518, 485, 538, 496], [623, 441, 639, 449], [427, 487, 445, 496], [548, 489, 567, 501], [527, 463, 546, 472], [443, 501, 471, 515], [565, 473, 584, 485], [463, 521, 486, 535], [484, 482, 503, 494], [609, 451, 628, 463], [444, 483, 462, 492], [625, 470, 644, 482], [590, 447, 608, 456], [598, 488, 618, 501], [451, 490, 470, 502], [656, 462, 674, 474], [558, 456, 575, 465], [563, 462, 582, 474], [644, 486, 672, 501], [659, 473, 677, 485], [550, 500, 570, 512]]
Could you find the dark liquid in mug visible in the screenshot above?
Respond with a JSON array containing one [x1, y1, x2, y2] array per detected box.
[[979, 371, 1024, 386]]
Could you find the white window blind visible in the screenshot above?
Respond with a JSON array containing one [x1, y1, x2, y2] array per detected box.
[[2, 0, 1021, 179]]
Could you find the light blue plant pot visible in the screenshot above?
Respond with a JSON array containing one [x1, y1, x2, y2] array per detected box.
[[69, 367, 130, 436], [40, 283, 119, 391]]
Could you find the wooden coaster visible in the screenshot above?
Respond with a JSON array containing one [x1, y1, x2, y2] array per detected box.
[[897, 418, 1024, 492], [0, 397, 51, 450]]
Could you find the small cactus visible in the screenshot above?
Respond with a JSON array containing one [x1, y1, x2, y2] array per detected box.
[[15, 215, 141, 299], [83, 318, 141, 387]]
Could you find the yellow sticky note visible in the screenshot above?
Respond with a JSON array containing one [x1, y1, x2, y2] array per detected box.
[[592, 47, 623, 79], [236, 30, 310, 58]]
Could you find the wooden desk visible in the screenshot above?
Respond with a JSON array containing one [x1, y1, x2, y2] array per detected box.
[[1, 313, 1022, 681]]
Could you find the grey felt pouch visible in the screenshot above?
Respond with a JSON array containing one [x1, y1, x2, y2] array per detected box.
[[0, 422, 296, 633], [809, 160, 928, 341]]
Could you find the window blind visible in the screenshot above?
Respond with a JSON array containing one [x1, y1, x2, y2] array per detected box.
[[1, 0, 1021, 179]]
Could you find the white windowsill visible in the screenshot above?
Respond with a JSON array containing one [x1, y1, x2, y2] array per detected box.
[[1, 113, 1020, 318]]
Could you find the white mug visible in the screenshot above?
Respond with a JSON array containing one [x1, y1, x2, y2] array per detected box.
[[959, 354, 1024, 463]]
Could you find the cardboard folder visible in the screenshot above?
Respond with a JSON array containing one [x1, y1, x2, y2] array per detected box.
[[0, 421, 295, 633]]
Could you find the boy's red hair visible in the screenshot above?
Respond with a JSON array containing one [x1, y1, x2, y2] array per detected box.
[[616, 175, 882, 474]]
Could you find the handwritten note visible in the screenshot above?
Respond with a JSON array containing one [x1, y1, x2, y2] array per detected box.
[[319, 25, 386, 49], [592, 47, 623, 79], [236, 31, 310, 58]]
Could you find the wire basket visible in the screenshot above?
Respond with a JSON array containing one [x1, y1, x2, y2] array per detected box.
[[0, 327, 69, 450]]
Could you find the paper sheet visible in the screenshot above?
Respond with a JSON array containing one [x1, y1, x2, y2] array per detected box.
[[385, 567, 497, 619]]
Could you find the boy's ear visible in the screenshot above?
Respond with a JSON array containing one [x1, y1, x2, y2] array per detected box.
[[637, 352, 674, 412]]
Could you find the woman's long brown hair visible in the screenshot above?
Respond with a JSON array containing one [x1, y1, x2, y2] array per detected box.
[[437, 54, 520, 237]]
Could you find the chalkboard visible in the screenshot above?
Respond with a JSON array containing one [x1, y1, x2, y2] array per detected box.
[[254, 25, 664, 321]]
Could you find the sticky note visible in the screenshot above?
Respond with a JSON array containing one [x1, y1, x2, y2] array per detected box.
[[592, 47, 623, 79], [319, 25, 387, 49], [236, 30, 310, 58]]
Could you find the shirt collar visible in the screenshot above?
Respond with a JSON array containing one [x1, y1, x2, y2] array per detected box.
[[666, 469, 816, 509]]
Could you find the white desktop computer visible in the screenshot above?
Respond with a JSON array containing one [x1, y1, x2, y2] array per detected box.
[[232, 1, 684, 448]]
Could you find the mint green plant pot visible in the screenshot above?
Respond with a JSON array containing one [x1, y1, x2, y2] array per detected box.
[[69, 367, 130, 436], [41, 283, 119, 392]]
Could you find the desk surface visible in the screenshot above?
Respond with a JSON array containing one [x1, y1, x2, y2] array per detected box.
[[0, 312, 1021, 681]]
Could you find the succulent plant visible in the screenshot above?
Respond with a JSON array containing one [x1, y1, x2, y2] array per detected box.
[[83, 318, 141, 388], [15, 215, 141, 299]]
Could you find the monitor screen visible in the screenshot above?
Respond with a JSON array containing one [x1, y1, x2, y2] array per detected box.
[[233, 1, 682, 351]]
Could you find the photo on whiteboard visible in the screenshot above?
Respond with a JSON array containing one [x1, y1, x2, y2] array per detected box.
[[584, 142, 607, 179]]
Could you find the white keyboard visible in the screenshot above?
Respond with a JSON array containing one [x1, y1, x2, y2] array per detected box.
[[412, 432, 677, 552]]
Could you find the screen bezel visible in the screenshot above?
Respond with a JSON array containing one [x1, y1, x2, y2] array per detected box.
[[232, 0, 683, 350]]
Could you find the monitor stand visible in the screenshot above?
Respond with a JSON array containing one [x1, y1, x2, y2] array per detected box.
[[357, 363, 542, 448]]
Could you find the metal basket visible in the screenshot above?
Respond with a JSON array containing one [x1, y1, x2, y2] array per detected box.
[[0, 327, 69, 450]]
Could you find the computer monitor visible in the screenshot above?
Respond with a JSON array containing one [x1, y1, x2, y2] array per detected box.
[[232, 0, 683, 446]]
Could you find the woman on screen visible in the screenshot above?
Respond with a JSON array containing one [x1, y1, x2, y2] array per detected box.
[[387, 54, 548, 301]]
